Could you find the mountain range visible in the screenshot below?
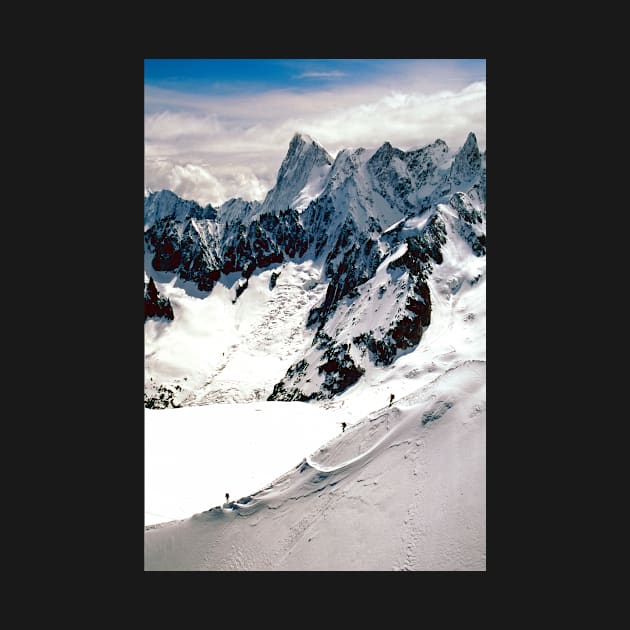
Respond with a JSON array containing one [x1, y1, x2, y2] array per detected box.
[[144, 131, 485, 407]]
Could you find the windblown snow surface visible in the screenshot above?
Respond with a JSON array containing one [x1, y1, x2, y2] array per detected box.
[[144, 246, 485, 571]]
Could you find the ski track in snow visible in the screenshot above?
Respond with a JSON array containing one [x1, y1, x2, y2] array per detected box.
[[392, 438, 427, 571]]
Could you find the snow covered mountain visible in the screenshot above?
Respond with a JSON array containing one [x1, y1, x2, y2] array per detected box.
[[144, 131, 485, 407], [144, 130, 486, 570], [259, 132, 333, 215]]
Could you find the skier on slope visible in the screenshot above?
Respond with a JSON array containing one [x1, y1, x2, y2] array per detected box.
[[389, 393, 395, 407]]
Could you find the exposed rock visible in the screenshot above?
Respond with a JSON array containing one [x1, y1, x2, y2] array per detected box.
[[144, 383, 180, 409], [448, 192, 486, 256], [308, 225, 381, 329], [317, 338, 365, 396], [269, 271, 281, 290], [232, 277, 249, 304], [144, 277, 174, 322], [449, 132, 482, 187]]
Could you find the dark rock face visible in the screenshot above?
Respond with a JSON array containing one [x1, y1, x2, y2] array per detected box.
[[388, 214, 447, 278], [232, 277, 249, 304], [450, 192, 483, 224], [316, 336, 365, 396], [269, 271, 281, 290], [449, 192, 486, 256], [178, 222, 221, 289], [352, 235, 437, 367], [145, 215, 221, 292], [145, 201, 310, 294], [353, 284, 431, 366], [144, 277, 174, 321], [268, 334, 364, 401], [144, 382, 181, 409], [302, 194, 337, 257], [267, 359, 316, 401], [221, 208, 308, 278], [222, 223, 253, 274], [147, 218, 182, 271], [308, 222, 381, 329]]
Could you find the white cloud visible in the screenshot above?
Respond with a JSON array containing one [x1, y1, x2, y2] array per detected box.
[[145, 111, 222, 140], [145, 159, 274, 208], [295, 71, 347, 79], [144, 77, 485, 207]]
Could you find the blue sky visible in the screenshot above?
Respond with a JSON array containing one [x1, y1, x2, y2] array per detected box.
[[145, 59, 485, 206], [145, 59, 485, 99]]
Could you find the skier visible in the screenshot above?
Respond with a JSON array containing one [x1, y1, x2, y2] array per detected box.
[[341, 422, 347, 433], [225, 492, 229, 504], [389, 393, 395, 407]]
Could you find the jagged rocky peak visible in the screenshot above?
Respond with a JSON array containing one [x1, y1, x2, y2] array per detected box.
[[260, 133, 333, 214], [463, 131, 479, 150], [450, 132, 482, 185], [144, 189, 217, 228], [368, 141, 405, 167], [409, 138, 449, 162], [288, 131, 328, 153], [280, 132, 333, 178]]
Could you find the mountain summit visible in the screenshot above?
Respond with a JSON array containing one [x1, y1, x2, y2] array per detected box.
[[259, 133, 333, 215]]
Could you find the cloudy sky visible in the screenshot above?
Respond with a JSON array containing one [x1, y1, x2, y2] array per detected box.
[[145, 59, 486, 208]]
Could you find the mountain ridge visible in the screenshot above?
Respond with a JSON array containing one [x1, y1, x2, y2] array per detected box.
[[144, 131, 485, 405]]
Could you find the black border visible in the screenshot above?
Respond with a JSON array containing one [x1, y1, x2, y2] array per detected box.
[[80, 47, 514, 581]]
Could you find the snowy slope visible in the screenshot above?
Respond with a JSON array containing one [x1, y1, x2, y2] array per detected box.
[[144, 361, 485, 570], [145, 401, 351, 526], [144, 260, 328, 406]]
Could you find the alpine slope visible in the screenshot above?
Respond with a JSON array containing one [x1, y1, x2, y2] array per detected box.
[[144, 130, 486, 570]]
